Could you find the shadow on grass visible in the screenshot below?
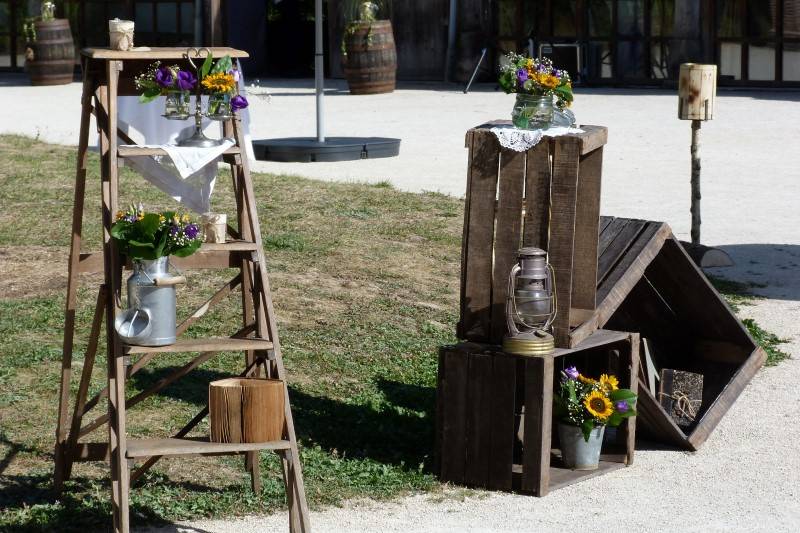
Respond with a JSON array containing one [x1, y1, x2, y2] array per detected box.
[[129, 367, 437, 469]]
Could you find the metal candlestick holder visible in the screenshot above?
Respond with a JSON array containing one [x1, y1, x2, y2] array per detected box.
[[178, 47, 224, 148]]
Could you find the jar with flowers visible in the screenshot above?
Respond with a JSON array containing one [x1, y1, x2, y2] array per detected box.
[[499, 54, 574, 130], [135, 62, 197, 120], [199, 54, 249, 120]]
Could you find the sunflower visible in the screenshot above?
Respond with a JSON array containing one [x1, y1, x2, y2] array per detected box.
[[599, 374, 619, 392], [201, 72, 236, 93], [577, 374, 596, 386], [584, 390, 613, 420]]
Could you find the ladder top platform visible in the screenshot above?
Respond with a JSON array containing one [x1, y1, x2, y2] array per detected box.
[[81, 47, 250, 60]]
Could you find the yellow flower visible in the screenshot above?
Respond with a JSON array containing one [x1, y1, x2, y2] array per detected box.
[[600, 374, 619, 392], [116, 210, 125, 220], [584, 390, 613, 420], [136, 213, 144, 221], [526, 58, 534, 69], [172, 215, 180, 224], [159, 214, 166, 223], [577, 374, 596, 386], [181, 214, 190, 223], [539, 73, 559, 89], [201, 72, 236, 93]]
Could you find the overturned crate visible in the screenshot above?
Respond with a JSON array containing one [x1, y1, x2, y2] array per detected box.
[[437, 330, 639, 496], [588, 217, 766, 450]]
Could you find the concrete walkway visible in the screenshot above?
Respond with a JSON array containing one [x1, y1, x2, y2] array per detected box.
[[2, 75, 799, 532]]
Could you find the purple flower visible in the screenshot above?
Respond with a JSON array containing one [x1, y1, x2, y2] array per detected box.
[[516, 68, 528, 85], [230, 69, 240, 83], [176, 70, 197, 91], [184, 223, 199, 239], [170, 225, 180, 236], [155, 66, 173, 88], [124, 214, 137, 223], [615, 400, 629, 413], [564, 366, 579, 380], [231, 95, 249, 111]]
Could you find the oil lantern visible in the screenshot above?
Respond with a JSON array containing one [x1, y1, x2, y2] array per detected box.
[[503, 247, 556, 356]]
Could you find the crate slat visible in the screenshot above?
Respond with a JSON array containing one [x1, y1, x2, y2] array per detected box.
[[439, 347, 469, 483], [487, 354, 517, 491], [548, 136, 583, 346], [522, 141, 552, 250], [490, 149, 526, 343], [465, 352, 493, 487], [570, 147, 604, 312], [460, 130, 500, 341]]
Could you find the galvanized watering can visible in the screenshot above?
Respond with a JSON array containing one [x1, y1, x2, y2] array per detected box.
[[114, 257, 186, 346]]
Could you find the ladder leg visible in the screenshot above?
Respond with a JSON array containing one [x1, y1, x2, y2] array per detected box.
[[62, 285, 106, 483], [230, 116, 311, 530], [100, 60, 129, 533], [54, 64, 94, 493], [228, 147, 263, 493]]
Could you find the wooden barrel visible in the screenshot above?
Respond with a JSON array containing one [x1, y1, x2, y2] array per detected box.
[[342, 20, 397, 95], [26, 19, 75, 86]]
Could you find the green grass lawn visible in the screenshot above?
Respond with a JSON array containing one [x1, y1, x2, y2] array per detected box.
[[0, 135, 788, 531]]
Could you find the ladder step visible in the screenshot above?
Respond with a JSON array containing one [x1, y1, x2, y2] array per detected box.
[[126, 437, 291, 458], [117, 145, 242, 157], [200, 240, 259, 252], [124, 337, 273, 354]]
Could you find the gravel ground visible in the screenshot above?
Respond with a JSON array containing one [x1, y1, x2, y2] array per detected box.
[[1, 74, 798, 532]]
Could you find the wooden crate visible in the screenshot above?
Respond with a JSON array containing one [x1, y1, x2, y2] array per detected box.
[[436, 330, 638, 496], [593, 219, 766, 450], [458, 121, 608, 348]]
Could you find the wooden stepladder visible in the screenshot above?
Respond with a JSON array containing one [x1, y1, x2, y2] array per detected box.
[[52, 48, 310, 533]]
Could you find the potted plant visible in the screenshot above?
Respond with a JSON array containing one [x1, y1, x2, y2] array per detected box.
[[111, 205, 202, 346], [23, 1, 75, 86], [340, 0, 397, 94], [498, 53, 574, 130], [553, 366, 637, 470]]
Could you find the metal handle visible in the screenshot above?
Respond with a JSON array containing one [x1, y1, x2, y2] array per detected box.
[[153, 275, 186, 286]]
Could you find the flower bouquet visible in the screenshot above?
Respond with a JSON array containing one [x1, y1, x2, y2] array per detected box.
[[198, 54, 248, 120], [111, 205, 203, 346], [498, 53, 574, 130], [111, 204, 202, 260], [553, 366, 637, 470], [136, 62, 197, 120]]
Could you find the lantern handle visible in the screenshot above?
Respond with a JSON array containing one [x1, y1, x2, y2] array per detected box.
[[506, 264, 521, 336]]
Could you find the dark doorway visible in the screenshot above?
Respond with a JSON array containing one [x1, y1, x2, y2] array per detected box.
[[264, 0, 327, 77]]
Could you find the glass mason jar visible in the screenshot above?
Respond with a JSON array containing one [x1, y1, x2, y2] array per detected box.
[[163, 90, 190, 120], [511, 94, 555, 130], [206, 93, 232, 121]]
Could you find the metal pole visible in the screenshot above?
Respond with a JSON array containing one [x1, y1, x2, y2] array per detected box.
[[315, 0, 325, 143], [690, 119, 701, 246], [194, 0, 203, 46], [445, 0, 458, 82]]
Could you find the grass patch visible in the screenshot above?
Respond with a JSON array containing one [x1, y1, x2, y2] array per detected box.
[[709, 275, 790, 365], [0, 135, 789, 530]]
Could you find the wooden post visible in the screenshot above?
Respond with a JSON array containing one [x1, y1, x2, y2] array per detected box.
[[690, 119, 701, 246]]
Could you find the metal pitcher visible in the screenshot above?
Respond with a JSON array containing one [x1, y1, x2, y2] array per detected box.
[[114, 257, 185, 346]]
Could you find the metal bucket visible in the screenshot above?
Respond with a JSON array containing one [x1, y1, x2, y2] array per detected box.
[[115, 257, 176, 346], [557, 423, 605, 470]]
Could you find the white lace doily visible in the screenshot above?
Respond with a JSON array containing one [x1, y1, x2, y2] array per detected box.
[[490, 125, 585, 152]]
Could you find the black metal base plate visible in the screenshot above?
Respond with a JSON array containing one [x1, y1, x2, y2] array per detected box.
[[253, 137, 401, 163]]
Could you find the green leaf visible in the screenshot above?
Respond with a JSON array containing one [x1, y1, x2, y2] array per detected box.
[[139, 87, 161, 103], [138, 213, 162, 238], [200, 52, 214, 78], [609, 389, 638, 402], [128, 240, 155, 249], [211, 54, 233, 75], [554, 85, 573, 103], [172, 240, 201, 258], [581, 420, 594, 442], [606, 412, 623, 427]]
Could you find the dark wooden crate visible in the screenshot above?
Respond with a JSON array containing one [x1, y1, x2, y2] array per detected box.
[[597, 225, 766, 450], [436, 330, 638, 496], [458, 122, 608, 348]]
